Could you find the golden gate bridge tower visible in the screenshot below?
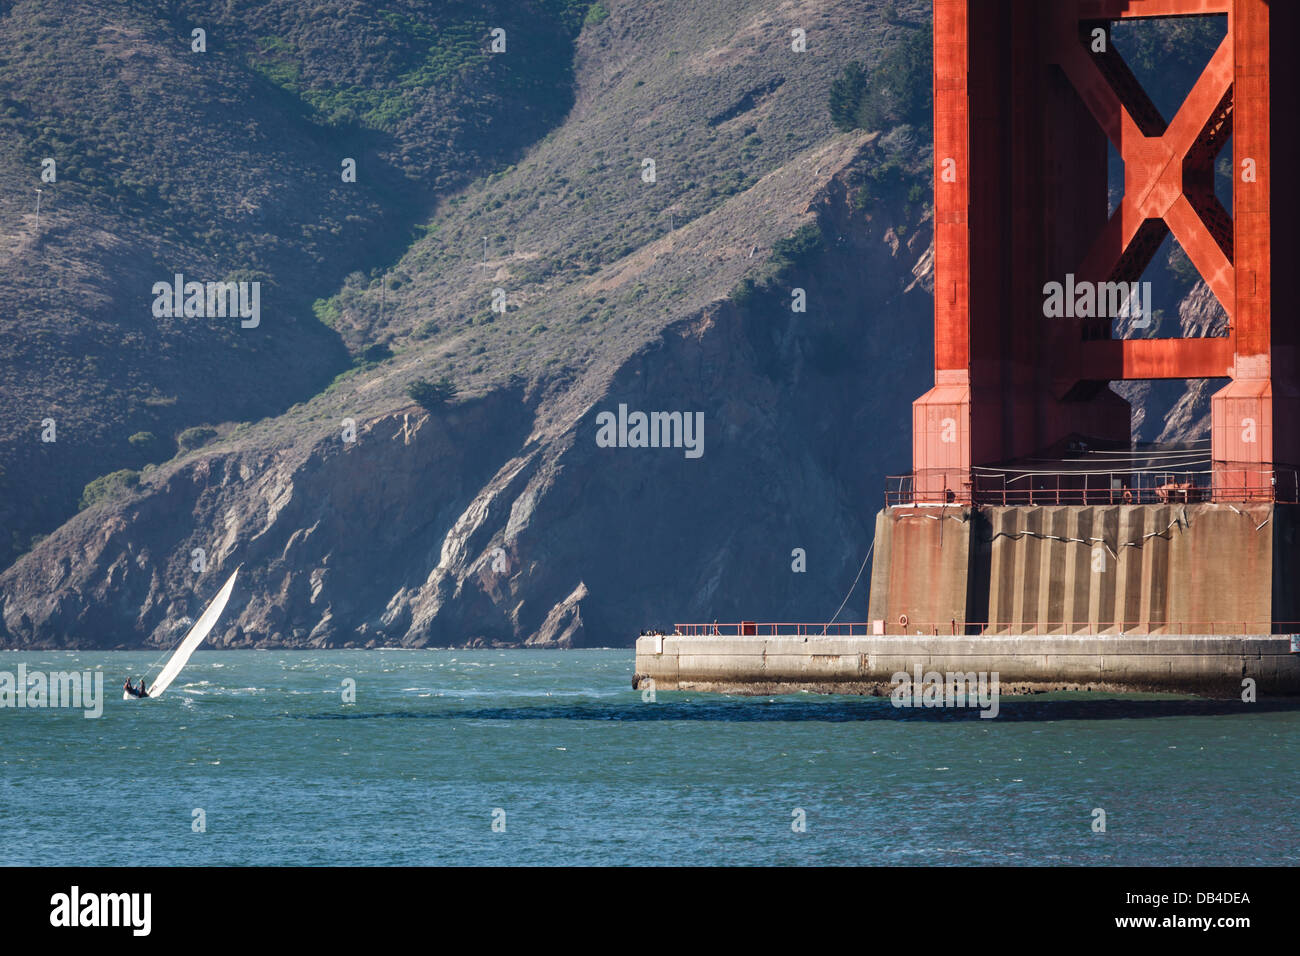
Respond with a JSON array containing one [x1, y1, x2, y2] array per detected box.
[[869, 0, 1300, 635]]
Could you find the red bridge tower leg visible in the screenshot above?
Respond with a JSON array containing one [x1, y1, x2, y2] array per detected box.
[[916, 0, 1299, 502]]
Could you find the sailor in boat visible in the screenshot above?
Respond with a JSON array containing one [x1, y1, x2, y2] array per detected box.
[[125, 566, 240, 701]]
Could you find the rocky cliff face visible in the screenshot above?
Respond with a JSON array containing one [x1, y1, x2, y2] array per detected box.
[[0, 133, 936, 648]]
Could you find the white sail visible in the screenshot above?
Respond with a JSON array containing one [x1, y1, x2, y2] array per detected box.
[[146, 567, 239, 698]]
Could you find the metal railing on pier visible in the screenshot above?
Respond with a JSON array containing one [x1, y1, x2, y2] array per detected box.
[[886, 467, 1300, 507], [672, 621, 1300, 637]]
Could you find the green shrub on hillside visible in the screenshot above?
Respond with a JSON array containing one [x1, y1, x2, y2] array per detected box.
[[770, 224, 824, 272], [249, 38, 302, 95], [177, 426, 218, 452], [79, 469, 139, 510], [406, 377, 458, 411], [547, 0, 600, 32], [729, 223, 825, 314], [828, 30, 932, 134], [828, 63, 868, 132], [302, 85, 413, 131], [313, 297, 342, 328]]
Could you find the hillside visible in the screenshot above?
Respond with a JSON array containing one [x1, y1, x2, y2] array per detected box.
[[0, 0, 594, 568]]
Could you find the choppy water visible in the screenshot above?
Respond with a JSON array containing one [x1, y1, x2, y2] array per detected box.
[[1, 649, 1296, 865]]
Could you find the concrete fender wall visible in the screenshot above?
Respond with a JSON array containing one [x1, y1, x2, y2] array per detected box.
[[634, 633, 1300, 696], [867, 506, 974, 630], [868, 503, 1296, 633]]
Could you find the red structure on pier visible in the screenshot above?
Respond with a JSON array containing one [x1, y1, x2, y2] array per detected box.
[[914, 0, 1299, 502]]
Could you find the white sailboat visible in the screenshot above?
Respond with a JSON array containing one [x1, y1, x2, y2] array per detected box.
[[125, 567, 239, 700]]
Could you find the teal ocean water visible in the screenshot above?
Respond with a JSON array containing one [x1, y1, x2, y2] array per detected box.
[[1, 649, 1296, 866]]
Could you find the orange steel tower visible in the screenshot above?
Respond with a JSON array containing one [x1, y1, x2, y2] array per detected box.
[[869, 0, 1300, 636], [914, 0, 1299, 501]]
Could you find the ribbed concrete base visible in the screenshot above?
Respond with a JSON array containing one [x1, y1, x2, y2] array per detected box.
[[866, 503, 1300, 635], [632, 633, 1300, 697]]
